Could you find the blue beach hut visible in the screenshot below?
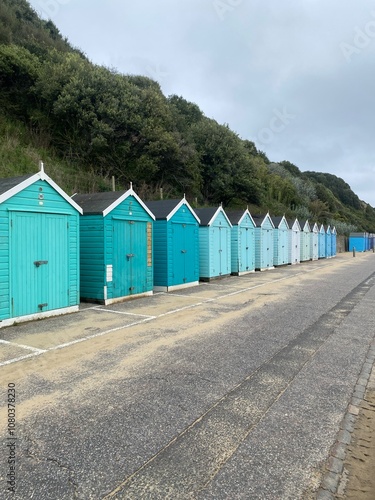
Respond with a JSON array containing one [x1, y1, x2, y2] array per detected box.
[[195, 206, 232, 281], [0, 167, 82, 326], [310, 222, 319, 261], [271, 216, 289, 266], [253, 214, 275, 271], [325, 225, 332, 257], [145, 197, 200, 292], [74, 186, 155, 304], [227, 209, 256, 275], [287, 218, 301, 265], [349, 232, 368, 252], [300, 220, 311, 262], [318, 224, 326, 259]]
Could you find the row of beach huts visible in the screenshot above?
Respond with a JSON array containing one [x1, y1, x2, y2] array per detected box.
[[0, 168, 343, 327]]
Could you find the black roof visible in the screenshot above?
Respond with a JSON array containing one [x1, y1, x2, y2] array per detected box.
[[226, 210, 247, 225], [194, 207, 219, 226], [144, 199, 182, 219], [252, 214, 267, 227], [286, 218, 297, 228], [0, 174, 34, 196], [270, 216, 289, 229], [73, 191, 127, 214]]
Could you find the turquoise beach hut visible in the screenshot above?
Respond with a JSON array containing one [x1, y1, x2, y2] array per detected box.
[[145, 197, 200, 292], [300, 220, 311, 262], [74, 186, 155, 304], [310, 222, 319, 261], [227, 209, 256, 275], [318, 224, 326, 259], [0, 167, 82, 326], [253, 214, 275, 271], [195, 206, 232, 281], [271, 216, 289, 266], [325, 225, 332, 257], [287, 218, 301, 265]]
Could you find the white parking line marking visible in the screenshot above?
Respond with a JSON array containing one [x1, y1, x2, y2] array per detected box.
[[0, 352, 41, 366], [0, 339, 46, 354], [93, 308, 155, 319]]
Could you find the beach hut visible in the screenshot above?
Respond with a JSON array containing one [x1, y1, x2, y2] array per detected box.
[[318, 224, 326, 259], [0, 167, 82, 326], [144, 197, 200, 292], [195, 206, 232, 280], [310, 222, 319, 261], [287, 218, 301, 265], [74, 186, 155, 304], [300, 220, 311, 262], [325, 225, 332, 257], [349, 232, 367, 253], [253, 214, 275, 271], [331, 226, 337, 257], [227, 209, 256, 275], [271, 216, 289, 266]]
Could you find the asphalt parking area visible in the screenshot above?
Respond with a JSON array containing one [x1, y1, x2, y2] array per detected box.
[[0, 258, 339, 368]]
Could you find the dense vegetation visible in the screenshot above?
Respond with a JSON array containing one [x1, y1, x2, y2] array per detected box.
[[0, 0, 374, 233]]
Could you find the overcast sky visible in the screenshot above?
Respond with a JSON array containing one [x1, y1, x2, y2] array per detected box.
[[28, 0, 375, 206]]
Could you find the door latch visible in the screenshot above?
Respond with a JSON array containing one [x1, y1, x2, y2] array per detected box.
[[34, 260, 48, 267]]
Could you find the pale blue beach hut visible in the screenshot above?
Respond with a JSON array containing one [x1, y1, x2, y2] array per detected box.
[[271, 216, 289, 266], [253, 214, 275, 271], [318, 224, 326, 259], [287, 218, 301, 265], [195, 206, 232, 281], [227, 209, 256, 275]]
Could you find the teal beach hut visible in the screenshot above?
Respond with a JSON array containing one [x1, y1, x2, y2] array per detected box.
[[310, 222, 319, 261], [287, 218, 301, 265], [0, 167, 82, 327], [253, 214, 275, 271], [271, 216, 289, 266], [195, 206, 232, 281], [227, 209, 256, 275], [145, 197, 200, 292], [300, 220, 311, 262], [74, 186, 155, 304], [325, 225, 332, 257], [318, 224, 326, 258]]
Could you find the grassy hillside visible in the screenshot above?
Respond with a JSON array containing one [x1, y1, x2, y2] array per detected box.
[[0, 0, 374, 233]]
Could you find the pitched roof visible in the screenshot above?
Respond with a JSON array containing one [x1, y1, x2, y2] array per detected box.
[[73, 188, 155, 219], [194, 206, 232, 227], [270, 215, 289, 229], [252, 214, 275, 228], [144, 198, 199, 222], [73, 191, 126, 214], [0, 174, 34, 195], [0, 171, 82, 214]]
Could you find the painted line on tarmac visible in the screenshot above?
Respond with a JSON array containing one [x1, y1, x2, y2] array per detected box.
[[0, 262, 337, 368], [93, 307, 156, 319], [0, 339, 46, 353]]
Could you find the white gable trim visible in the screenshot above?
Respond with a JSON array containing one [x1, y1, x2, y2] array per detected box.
[[238, 209, 256, 227], [206, 206, 232, 227], [102, 188, 155, 219], [0, 171, 83, 214], [260, 213, 275, 229], [166, 198, 200, 223]]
